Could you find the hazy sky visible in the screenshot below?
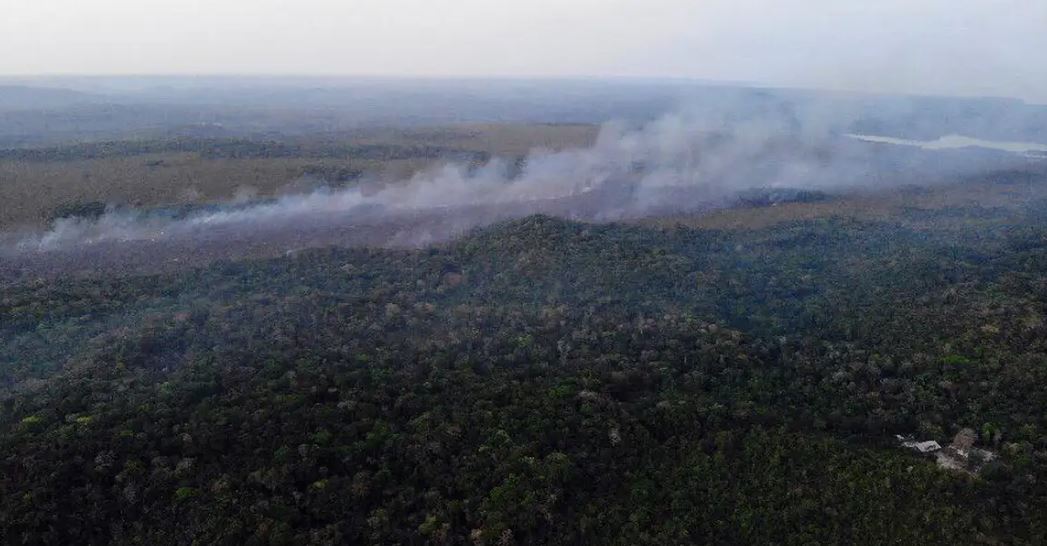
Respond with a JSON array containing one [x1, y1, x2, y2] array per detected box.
[[3, 0, 1045, 102]]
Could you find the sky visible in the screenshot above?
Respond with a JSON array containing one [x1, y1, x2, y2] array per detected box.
[[2, 0, 1046, 103]]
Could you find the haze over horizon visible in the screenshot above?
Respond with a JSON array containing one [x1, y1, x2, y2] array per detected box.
[[2, 0, 1045, 104]]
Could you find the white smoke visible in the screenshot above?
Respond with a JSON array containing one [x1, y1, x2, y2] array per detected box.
[[7, 108, 1037, 253]]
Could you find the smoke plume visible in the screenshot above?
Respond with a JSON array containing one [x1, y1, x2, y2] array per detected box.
[[4, 107, 1041, 256]]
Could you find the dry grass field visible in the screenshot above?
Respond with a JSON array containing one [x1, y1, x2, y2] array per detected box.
[[0, 123, 599, 229]]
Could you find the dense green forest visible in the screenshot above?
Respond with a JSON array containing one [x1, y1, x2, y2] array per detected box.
[[4, 194, 1047, 543]]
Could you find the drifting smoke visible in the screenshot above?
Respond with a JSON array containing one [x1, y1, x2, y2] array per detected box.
[[6, 107, 1042, 254]]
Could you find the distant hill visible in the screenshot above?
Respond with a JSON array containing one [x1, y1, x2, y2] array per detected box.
[[0, 85, 104, 111], [1, 79, 1046, 147]]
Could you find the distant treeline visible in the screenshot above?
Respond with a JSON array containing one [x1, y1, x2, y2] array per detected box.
[[0, 138, 487, 163]]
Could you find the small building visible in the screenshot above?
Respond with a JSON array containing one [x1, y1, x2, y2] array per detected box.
[[903, 440, 942, 453], [897, 430, 998, 474]]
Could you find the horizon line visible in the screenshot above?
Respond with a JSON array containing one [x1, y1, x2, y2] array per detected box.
[[0, 73, 1039, 106]]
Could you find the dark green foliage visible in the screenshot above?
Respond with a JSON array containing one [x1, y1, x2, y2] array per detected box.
[[4, 205, 1047, 544], [47, 201, 108, 224], [735, 187, 829, 207]]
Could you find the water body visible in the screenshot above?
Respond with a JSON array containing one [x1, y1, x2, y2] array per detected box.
[[848, 133, 1047, 158]]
